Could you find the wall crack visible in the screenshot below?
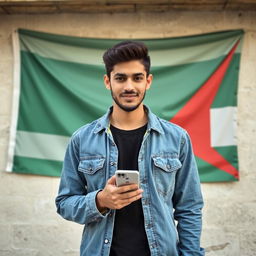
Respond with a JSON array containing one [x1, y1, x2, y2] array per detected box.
[[205, 242, 230, 252]]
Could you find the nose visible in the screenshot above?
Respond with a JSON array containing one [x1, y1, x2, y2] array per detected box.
[[123, 78, 134, 91]]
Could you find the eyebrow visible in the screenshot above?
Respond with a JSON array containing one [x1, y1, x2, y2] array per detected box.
[[114, 73, 145, 77]]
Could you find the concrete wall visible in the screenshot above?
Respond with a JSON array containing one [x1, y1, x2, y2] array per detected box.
[[0, 10, 256, 256]]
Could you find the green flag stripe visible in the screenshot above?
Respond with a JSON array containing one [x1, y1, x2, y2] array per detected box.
[[211, 53, 240, 108], [15, 131, 69, 161], [214, 146, 239, 171], [196, 156, 237, 182], [13, 156, 62, 177], [20, 33, 241, 67]]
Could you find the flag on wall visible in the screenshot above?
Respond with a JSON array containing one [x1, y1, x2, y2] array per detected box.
[[7, 28, 244, 182]]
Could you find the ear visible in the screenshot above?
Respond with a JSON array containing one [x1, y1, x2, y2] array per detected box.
[[146, 74, 153, 90], [104, 74, 111, 90]]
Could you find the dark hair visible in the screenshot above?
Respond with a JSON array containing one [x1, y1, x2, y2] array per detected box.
[[103, 40, 151, 78]]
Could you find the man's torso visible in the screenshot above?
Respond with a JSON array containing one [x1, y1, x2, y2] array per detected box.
[[74, 109, 184, 255]]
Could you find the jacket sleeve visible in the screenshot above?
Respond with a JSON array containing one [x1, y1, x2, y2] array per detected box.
[[172, 131, 205, 256], [55, 134, 109, 225]]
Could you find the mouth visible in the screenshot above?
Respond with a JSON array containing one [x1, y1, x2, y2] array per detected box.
[[122, 95, 137, 98], [120, 93, 139, 98]]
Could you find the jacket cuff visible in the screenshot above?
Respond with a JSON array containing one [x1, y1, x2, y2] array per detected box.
[[88, 189, 110, 221]]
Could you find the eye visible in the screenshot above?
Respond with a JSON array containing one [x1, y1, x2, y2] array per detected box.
[[115, 76, 126, 81], [134, 76, 143, 82]]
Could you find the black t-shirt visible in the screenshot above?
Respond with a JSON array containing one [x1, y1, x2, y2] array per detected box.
[[109, 124, 150, 256]]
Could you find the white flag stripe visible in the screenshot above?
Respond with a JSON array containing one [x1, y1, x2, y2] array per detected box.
[[20, 34, 241, 67], [15, 131, 70, 161], [210, 107, 237, 147]]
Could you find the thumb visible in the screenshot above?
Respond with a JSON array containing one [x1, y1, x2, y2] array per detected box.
[[107, 175, 116, 185]]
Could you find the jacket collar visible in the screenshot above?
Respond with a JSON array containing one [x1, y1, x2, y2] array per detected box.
[[93, 105, 164, 135]]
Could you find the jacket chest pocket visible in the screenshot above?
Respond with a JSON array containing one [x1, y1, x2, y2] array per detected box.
[[78, 157, 106, 191], [152, 156, 182, 197]]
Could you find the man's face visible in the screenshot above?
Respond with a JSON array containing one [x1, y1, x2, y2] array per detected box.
[[104, 60, 152, 112]]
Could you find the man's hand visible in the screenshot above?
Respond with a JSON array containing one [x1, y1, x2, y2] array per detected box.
[[96, 175, 143, 212]]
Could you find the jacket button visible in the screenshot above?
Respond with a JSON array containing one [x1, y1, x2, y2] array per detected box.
[[150, 243, 155, 249], [104, 239, 109, 244], [110, 162, 115, 166], [146, 223, 152, 229]]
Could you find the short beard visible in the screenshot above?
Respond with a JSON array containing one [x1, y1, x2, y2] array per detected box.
[[110, 87, 146, 112]]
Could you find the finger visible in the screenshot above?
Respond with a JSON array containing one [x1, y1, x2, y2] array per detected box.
[[117, 183, 139, 193], [119, 189, 143, 200], [107, 175, 116, 185], [113, 193, 143, 209], [120, 193, 143, 206]]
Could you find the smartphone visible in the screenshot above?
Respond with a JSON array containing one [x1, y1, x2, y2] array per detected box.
[[115, 170, 139, 187]]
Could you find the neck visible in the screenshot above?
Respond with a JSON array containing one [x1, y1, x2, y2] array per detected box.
[[110, 103, 147, 130]]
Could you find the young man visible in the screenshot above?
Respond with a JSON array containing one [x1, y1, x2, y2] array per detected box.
[[55, 41, 204, 256]]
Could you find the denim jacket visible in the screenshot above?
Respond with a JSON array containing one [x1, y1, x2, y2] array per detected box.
[[55, 106, 204, 256]]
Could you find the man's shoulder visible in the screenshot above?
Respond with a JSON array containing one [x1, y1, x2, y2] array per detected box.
[[154, 115, 191, 149], [154, 114, 187, 137], [71, 116, 105, 140]]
